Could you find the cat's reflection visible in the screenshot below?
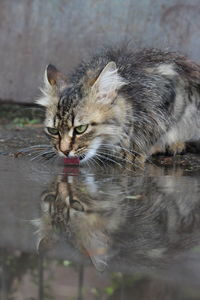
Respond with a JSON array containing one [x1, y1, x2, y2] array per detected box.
[[33, 170, 200, 272]]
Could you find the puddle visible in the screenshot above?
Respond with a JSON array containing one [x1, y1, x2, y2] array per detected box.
[[1, 156, 200, 299]]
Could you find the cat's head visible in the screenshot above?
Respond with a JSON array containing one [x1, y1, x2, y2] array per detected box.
[[36, 62, 127, 163]]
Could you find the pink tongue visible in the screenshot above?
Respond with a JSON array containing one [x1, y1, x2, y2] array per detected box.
[[63, 157, 80, 165]]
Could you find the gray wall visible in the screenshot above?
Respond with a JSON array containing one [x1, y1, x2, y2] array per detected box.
[[0, 0, 200, 103]]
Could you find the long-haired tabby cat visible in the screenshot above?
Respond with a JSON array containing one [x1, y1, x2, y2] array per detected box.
[[37, 46, 200, 167]]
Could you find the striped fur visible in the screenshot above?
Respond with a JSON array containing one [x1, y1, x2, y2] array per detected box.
[[37, 47, 200, 167]]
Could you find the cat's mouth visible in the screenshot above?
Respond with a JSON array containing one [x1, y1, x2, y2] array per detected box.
[[63, 154, 86, 165], [63, 157, 80, 165], [58, 138, 101, 164]]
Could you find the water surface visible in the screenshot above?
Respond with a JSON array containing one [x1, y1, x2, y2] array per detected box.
[[1, 156, 200, 300]]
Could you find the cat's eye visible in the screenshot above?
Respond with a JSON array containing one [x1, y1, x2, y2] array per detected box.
[[74, 124, 88, 134], [46, 127, 59, 135]]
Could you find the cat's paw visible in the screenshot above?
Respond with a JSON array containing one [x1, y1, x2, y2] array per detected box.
[[150, 145, 165, 155], [124, 152, 146, 170], [167, 142, 186, 155]]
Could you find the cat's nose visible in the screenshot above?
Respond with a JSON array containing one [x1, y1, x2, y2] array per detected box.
[[60, 136, 71, 156], [61, 150, 70, 157]]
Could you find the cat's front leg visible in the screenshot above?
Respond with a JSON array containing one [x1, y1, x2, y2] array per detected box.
[[150, 142, 186, 156], [167, 142, 186, 155], [122, 150, 146, 170]]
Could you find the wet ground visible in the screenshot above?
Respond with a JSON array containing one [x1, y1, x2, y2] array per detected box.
[[1, 104, 200, 300]]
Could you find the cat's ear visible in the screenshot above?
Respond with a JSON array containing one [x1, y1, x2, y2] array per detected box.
[[82, 230, 109, 272], [37, 236, 54, 253], [36, 64, 68, 107], [91, 61, 127, 103], [45, 64, 68, 90], [31, 218, 55, 253]]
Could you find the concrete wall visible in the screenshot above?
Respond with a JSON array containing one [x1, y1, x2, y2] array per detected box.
[[0, 0, 200, 103]]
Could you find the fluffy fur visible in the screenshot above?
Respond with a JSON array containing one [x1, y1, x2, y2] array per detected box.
[[37, 47, 200, 167]]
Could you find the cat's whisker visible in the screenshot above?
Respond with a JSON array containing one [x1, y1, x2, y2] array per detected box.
[[17, 145, 52, 157], [95, 150, 144, 172], [98, 144, 146, 170], [75, 143, 144, 170], [86, 156, 96, 170], [20, 144, 51, 150], [95, 152, 123, 168], [97, 154, 135, 173], [99, 143, 142, 157], [84, 158, 91, 169], [75, 147, 115, 169], [111, 143, 156, 167], [42, 153, 57, 164], [47, 152, 58, 162], [94, 155, 107, 169], [97, 145, 139, 163], [96, 152, 137, 173], [89, 157, 102, 169], [31, 150, 56, 161], [31, 148, 54, 156], [93, 155, 108, 170]]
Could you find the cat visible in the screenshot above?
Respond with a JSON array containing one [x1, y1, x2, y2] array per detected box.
[[32, 168, 200, 272], [36, 46, 200, 167]]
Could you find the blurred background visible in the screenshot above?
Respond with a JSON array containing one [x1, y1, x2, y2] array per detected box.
[[0, 0, 200, 104]]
